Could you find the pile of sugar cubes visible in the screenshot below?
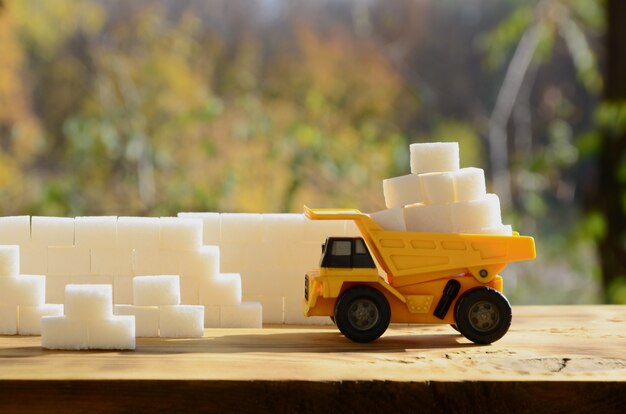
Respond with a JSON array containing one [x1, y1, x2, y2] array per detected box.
[[0, 215, 262, 336], [371, 142, 513, 235], [42, 284, 135, 350], [114, 276, 204, 337], [0, 246, 63, 335]]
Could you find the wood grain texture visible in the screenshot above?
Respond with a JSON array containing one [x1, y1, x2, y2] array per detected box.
[[0, 305, 625, 412]]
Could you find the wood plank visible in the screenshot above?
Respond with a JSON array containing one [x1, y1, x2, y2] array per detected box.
[[0, 305, 625, 412]]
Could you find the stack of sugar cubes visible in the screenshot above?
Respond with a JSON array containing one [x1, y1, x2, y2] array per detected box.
[[114, 275, 204, 337], [372, 142, 513, 235], [41, 284, 135, 350], [0, 246, 63, 335]]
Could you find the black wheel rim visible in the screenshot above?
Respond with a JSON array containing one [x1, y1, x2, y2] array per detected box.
[[347, 298, 379, 331], [468, 300, 499, 332]]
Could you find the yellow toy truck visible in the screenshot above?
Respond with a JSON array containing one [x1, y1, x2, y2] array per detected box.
[[302, 206, 536, 344]]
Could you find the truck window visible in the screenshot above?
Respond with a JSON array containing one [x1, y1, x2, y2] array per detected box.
[[332, 240, 351, 256], [355, 239, 367, 254]]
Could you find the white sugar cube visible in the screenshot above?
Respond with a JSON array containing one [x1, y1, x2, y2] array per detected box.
[[203, 305, 220, 327], [113, 275, 134, 304], [0, 216, 30, 245], [64, 284, 113, 320], [117, 217, 161, 249], [382, 174, 423, 208], [480, 224, 514, 236], [91, 248, 134, 276], [0, 245, 19, 277], [410, 142, 460, 174], [89, 316, 135, 349], [74, 216, 117, 248], [452, 194, 502, 233], [199, 273, 241, 306], [70, 275, 113, 286], [453, 167, 487, 202], [344, 220, 360, 237], [18, 304, 64, 335], [179, 277, 200, 304], [245, 295, 283, 324], [160, 217, 203, 251], [404, 203, 454, 233], [370, 208, 406, 231], [45, 275, 69, 304], [133, 249, 181, 276], [47, 246, 91, 276], [0, 275, 45, 306], [220, 213, 262, 244], [0, 304, 17, 335], [31, 217, 74, 246], [220, 302, 262, 328], [115, 305, 159, 337], [177, 212, 221, 245], [420, 172, 457, 204], [41, 316, 89, 350], [19, 243, 47, 275], [179, 246, 220, 279], [133, 275, 180, 306], [261, 214, 305, 243], [159, 305, 204, 337], [302, 219, 345, 243]]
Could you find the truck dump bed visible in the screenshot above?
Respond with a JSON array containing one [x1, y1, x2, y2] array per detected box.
[[305, 206, 536, 286]]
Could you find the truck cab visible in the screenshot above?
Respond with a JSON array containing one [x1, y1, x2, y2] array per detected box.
[[320, 237, 376, 269]]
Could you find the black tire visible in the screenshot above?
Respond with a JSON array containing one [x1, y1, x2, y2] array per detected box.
[[330, 316, 336, 325], [454, 288, 512, 345], [450, 324, 459, 332], [334, 286, 391, 343]]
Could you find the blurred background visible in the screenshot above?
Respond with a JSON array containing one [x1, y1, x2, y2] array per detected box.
[[0, 0, 624, 304]]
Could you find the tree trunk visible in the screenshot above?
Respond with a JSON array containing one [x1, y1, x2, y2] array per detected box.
[[596, 0, 626, 302]]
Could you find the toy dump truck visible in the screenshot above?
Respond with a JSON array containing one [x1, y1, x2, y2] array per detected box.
[[302, 206, 536, 344]]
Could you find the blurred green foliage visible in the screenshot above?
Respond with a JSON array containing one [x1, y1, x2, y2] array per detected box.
[[0, 0, 623, 304]]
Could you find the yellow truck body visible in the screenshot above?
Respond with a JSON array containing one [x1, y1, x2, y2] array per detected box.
[[302, 206, 536, 343]]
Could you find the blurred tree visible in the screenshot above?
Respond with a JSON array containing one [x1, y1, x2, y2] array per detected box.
[[587, 0, 626, 302]]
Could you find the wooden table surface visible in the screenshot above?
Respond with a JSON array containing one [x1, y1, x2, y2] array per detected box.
[[1, 305, 625, 413]]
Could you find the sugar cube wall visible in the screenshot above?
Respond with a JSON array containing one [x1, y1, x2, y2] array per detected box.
[[89, 316, 135, 349], [0, 245, 19, 277], [31, 216, 74, 246], [382, 174, 422, 208], [160, 217, 203, 251], [41, 317, 90, 350], [177, 212, 221, 245], [199, 273, 241, 306], [18, 304, 64, 335], [0, 304, 17, 335], [220, 302, 262, 328], [74, 216, 117, 248], [261, 214, 305, 243], [0, 275, 46, 306], [0, 216, 30, 245], [159, 305, 204, 337], [133, 275, 180, 306], [117, 217, 161, 249], [64, 284, 113, 320], [179, 246, 220, 278], [115, 305, 159, 337], [220, 213, 263, 244], [410, 142, 460, 174], [47, 246, 91, 276]]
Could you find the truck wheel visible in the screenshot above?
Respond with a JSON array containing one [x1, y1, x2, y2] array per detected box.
[[334, 286, 391, 343], [454, 288, 511, 345]]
